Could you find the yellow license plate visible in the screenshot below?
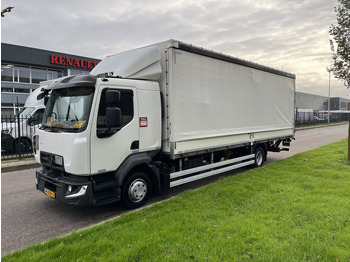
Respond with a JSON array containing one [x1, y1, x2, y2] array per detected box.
[[44, 188, 56, 199]]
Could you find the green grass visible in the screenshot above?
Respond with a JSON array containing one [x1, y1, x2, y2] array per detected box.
[[3, 140, 350, 262]]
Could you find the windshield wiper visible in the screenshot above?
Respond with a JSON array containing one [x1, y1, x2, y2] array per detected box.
[[41, 124, 60, 132]]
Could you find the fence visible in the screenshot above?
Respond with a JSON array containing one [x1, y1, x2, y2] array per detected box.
[[295, 111, 350, 127], [1, 115, 41, 160]]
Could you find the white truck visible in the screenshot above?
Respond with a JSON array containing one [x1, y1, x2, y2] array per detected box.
[[34, 40, 295, 209], [1, 85, 49, 153]]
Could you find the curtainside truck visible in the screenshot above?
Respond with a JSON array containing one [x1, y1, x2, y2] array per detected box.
[[34, 40, 296, 209]]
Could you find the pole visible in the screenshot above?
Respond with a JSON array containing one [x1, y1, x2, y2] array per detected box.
[[328, 70, 330, 124], [16, 96, 22, 160], [326, 66, 332, 124]]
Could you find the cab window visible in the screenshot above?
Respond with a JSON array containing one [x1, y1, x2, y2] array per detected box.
[[97, 89, 134, 129]]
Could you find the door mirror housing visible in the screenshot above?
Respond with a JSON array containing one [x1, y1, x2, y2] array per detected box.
[[37, 89, 50, 106], [44, 96, 49, 106], [97, 89, 124, 138], [106, 107, 121, 129], [106, 90, 120, 106], [27, 117, 34, 126]]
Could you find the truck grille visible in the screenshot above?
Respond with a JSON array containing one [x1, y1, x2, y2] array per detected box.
[[40, 151, 64, 171]]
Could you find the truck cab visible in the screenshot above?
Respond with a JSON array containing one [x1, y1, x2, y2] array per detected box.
[[34, 74, 162, 207], [1, 87, 47, 153]]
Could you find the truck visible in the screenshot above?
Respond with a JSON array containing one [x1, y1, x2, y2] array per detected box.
[[34, 40, 296, 209], [1, 83, 49, 153]]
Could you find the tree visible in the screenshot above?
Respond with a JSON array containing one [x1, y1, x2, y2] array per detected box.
[[329, 0, 350, 162], [1, 7, 14, 17]]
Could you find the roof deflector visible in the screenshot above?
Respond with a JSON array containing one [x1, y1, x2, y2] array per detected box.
[[90, 45, 162, 80]]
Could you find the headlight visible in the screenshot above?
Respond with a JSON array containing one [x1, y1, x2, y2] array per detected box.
[[54, 155, 63, 166], [65, 185, 88, 198]]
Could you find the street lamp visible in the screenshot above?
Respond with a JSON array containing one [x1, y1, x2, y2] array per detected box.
[[326, 66, 333, 124]]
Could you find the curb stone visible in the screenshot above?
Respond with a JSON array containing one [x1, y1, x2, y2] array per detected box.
[[1, 159, 40, 173]]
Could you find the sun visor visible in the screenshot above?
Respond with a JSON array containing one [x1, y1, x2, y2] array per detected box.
[[90, 45, 162, 80]]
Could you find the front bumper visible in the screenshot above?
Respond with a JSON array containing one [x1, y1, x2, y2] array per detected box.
[[36, 167, 121, 206]]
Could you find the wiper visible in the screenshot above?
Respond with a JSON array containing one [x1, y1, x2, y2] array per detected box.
[[41, 119, 85, 133], [41, 124, 59, 132]]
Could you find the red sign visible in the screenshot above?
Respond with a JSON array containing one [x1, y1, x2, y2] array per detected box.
[[50, 55, 99, 69], [139, 117, 148, 127]]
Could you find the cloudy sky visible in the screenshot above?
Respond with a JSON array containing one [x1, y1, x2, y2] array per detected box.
[[1, 0, 348, 98]]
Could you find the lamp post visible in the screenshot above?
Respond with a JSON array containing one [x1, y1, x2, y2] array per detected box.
[[326, 66, 333, 124]]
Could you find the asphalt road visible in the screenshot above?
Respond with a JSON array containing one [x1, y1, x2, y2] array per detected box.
[[1, 124, 349, 255]]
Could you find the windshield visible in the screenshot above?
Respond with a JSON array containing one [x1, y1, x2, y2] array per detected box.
[[18, 107, 35, 118], [8, 107, 35, 122], [42, 86, 95, 132]]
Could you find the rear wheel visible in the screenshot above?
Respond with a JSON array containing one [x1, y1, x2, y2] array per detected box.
[[254, 147, 265, 167], [121, 172, 151, 209]]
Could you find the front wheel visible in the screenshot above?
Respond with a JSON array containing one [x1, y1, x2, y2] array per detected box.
[[12, 138, 32, 154], [254, 147, 265, 167], [121, 172, 151, 209]]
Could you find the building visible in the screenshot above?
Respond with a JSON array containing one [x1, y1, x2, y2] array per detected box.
[[296, 91, 350, 124], [330, 97, 350, 111], [296, 91, 350, 111], [1, 43, 100, 117]]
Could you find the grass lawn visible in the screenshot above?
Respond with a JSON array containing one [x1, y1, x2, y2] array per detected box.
[[3, 139, 350, 262]]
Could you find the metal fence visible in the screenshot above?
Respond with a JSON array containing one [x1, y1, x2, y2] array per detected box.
[[1, 115, 41, 160], [295, 111, 350, 127]]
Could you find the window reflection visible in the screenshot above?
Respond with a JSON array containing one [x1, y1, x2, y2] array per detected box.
[[13, 66, 30, 83], [1, 64, 63, 85], [32, 68, 48, 84]]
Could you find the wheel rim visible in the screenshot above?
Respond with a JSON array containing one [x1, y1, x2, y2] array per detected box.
[[128, 179, 147, 202], [256, 150, 263, 166], [14, 140, 31, 153]]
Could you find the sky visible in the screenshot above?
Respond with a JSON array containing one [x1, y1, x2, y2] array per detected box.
[[1, 0, 349, 98]]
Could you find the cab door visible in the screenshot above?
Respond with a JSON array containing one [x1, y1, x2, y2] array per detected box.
[[90, 85, 139, 175]]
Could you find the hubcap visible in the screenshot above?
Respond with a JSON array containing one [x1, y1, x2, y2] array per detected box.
[[256, 150, 263, 166], [128, 179, 147, 202]]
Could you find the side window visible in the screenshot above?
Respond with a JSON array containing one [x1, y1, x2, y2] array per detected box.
[[97, 89, 134, 129], [30, 108, 45, 125]]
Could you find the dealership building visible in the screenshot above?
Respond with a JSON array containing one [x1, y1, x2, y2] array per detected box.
[[1, 43, 100, 117]]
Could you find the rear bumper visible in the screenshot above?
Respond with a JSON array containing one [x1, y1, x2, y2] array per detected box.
[[35, 167, 121, 206]]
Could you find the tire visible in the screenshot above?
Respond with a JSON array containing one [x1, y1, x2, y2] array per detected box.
[[12, 138, 32, 154], [254, 147, 265, 167], [121, 172, 151, 209]]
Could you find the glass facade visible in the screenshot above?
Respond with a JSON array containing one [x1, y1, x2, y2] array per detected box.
[[1, 64, 63, 84], [1, 43, 100, 117], [1, 64, 64, 117], [69, 69, 90, 76]]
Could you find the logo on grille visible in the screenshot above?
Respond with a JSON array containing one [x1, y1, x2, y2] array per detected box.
[[48, 155, 54, 166]]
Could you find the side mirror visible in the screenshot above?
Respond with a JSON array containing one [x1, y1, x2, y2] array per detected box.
[[106, 107, 121, 128], [97, 89, 122, 138], [106, 90, 120, 106], [44, 96, 49, 106], [37, 93, 45, 100], [37, 90, 50, 106], [28, 117, 39, 126], [27, 117, 34, 126]]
